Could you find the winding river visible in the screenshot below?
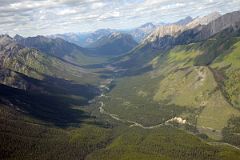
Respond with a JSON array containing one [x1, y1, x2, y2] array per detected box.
[[97, 79, 173, 129], [98, 100, 166, 129]]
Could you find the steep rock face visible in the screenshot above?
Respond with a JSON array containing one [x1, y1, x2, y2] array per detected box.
[[186, 12, 221, 28], [89, 32, 138, 56], [205, 11, 240, 36], [143, 12, 222, 50], [143, 25, 184, 50], [176, 11, 240, 44], [146, 25, 184, 41]]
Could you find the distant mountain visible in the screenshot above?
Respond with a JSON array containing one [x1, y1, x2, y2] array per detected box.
[[13, 35, 86, 58], [144, 11, 240, 50], [47, 16, 190, 47], [49, 32, 88, 47], [49, 20, 189, 46], [13, 35, 100, 65], [88, 32, 138, 56], [140, 23, 156, 29], [127, 17, 193, 43], [128, 23, 157, 42], [50, 24, 155, 46], [50, 29, 115, 47], [86, 29, 116, 45], [143, 12, 220, 46]]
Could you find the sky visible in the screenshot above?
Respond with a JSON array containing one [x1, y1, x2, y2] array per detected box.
[[0, 0, 240, 36]]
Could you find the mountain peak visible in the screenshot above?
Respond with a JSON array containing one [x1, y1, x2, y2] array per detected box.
[[208, 11, 221, 17], [0, 34, 13, 44], [174, 16, 193, 25], [109, 32, 122, 38], [88, 32, 137, 55], [128, 23, 157, 42], [0, 34, 12, 39], [14, 34, 24, 41], [187, 11, 221, 28], [140, 23, 155, 28]]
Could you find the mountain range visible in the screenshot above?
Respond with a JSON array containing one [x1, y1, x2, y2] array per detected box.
[[114, 11, 240, 69], [49, 29, 116, 47], [13, 33, 139, 68], [49, 16, 194, 47]]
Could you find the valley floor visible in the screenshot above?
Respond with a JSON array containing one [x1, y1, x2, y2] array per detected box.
[[2, 38, 240, 160]]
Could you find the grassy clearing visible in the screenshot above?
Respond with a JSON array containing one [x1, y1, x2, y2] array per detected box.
[[197, 90, 239, 131], [197, 89, 240, 139], [167, 45, 202, 67], [65, 52, 109, 66], [153, 66, 217, 108], [211, 40, 240, 69]]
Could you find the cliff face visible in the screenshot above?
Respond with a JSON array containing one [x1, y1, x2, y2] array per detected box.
[[146, 25, 184, 41], [176, 11, 240, 44], [206, 11, 240, 36]]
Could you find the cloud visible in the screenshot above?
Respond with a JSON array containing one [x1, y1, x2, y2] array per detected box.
[[0, 0, 239, 36], [97, 11, 120, 21], [56, 8, 78, 16]]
